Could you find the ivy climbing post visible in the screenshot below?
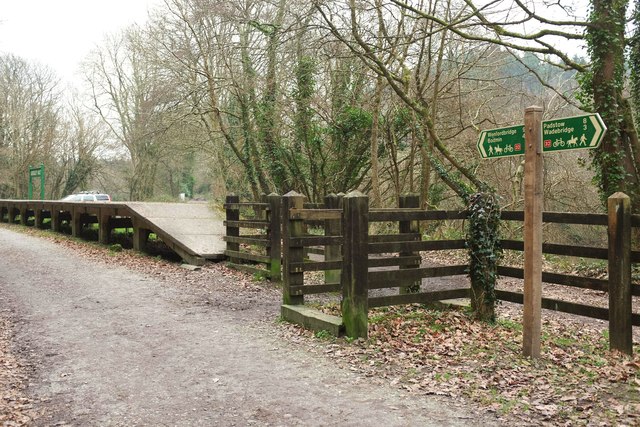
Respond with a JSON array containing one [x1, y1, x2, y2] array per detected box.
[[467, 192, 501, 322]]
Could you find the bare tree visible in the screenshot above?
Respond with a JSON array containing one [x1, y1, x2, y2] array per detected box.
[[0, 54, 62, 198], [85, 26, 173, 200]]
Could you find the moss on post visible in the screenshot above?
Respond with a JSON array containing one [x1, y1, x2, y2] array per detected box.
[[341, 191, 369, 338]]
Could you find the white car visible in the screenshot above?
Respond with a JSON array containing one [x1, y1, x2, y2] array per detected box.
[[61, 192, 111, 202]]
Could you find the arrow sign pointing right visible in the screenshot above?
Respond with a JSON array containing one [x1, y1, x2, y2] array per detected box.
[[588, 114, 606, 148], [541, 113, 607, 153]]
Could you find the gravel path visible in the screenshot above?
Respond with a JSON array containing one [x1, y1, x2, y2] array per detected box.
[[0, 227, 497, 426]]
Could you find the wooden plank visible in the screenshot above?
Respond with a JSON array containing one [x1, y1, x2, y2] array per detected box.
[[608, 192, 632, 354], [368, 239, 466, 253], [369, 209, 468, 222], [281, 304, 343, 336], [501, 210, 609, 225], [223, 235, 269, 246], [289, 260, 343, 272], [369, 288, 470, 308], [223, 250, 270, 264], [368, 255, 422, 268], [497, 266, 610, 293], [289, 283, 342, 295], [369, 233, 420, 243], [501, 240, 609, 260], [523, 105, 543, 358], [223, 219, 270, 229], [495, 290, 618, 322], [289, 235, 342, 247], [368, 265, 468, 289], [543, 212, 607, 225], [500, 211, 608, 225], [289, 208, 341, 221], [223, 202, 269, 209]]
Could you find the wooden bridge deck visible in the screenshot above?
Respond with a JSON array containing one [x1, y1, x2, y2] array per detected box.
[[0, 200, 226, 265]]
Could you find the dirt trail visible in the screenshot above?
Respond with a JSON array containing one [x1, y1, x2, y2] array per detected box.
[[0, 227, 497, 426]]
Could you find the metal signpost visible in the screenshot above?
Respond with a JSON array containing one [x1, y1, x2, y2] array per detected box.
[[477, 111, 606, 358], [28, 164, 45, 200]]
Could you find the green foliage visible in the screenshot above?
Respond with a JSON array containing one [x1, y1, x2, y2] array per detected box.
[[466, 192, 502, 321], [314, 329, 332, 340], [631, 0, 640, 131], [109, 243, 123, 253], [580, 0, 630, 206]]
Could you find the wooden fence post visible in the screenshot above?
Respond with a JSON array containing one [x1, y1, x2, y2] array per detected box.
[[324, 193, 343, 285], [267, 193, 282, 281], [523, 105, 543, 358], [71, 208, 82, 237], [282, 191, 305, 305], [51, 209, 60, 232], [225, 194, 240, 264], [399, 194, 421, 294], [34, 208, 43, 229], [341, 191, 369, 339], [19, 207, 28, 226], [608, 192, 632, 355], [99, 211, 112, 244]]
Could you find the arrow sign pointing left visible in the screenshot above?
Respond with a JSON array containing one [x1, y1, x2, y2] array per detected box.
[[476, 125, 525, 159]]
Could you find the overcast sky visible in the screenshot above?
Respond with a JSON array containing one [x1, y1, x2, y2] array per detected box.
[[0, 0, 162, 85]]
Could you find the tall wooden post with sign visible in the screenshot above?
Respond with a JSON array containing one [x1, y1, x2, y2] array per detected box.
[[523, 106, 543, 358], [477, 109, 606, 358]]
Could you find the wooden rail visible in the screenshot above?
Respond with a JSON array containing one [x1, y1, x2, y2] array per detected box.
[[224, 194, 280, 279]]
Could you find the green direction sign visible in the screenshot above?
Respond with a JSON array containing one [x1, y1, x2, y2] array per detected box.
[[476, 125, 525, 159], [477, 113, 607, 159], [541, 113, 606, 152]]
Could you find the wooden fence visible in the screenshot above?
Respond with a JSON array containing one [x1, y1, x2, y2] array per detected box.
[[225, 191, 638, 353], [223, 194, 281, 279]]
